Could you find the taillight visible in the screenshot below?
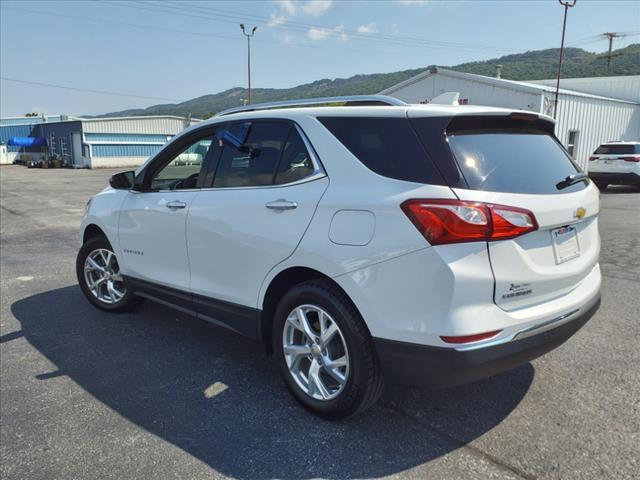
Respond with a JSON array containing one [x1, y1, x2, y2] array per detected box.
[[621, 155, 640, 162], [401, 199, 538, 245], [589, 155, 598, 161]]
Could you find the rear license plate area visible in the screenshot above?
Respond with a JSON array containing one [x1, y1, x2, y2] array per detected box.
[[552, 225, 580, 264]]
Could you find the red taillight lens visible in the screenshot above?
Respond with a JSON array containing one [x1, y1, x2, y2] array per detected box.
[[441, 330, 502, 344], [401, 199, 538, 245], [622, 155, 640, 162], [589, 155, 598, 161]]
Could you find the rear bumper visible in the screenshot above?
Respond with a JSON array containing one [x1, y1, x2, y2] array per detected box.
[[374, 294, 600, 388], [589, 172, 640, 185]]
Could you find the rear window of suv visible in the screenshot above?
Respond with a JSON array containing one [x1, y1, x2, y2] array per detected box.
[[446, 132, 585, 194], [318, 117, 445, 185], [594, 144, 639, 155]]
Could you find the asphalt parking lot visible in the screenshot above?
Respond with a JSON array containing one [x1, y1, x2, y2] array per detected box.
[[1, 165, 639, 480]]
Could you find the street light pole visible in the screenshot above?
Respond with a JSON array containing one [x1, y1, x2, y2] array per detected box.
[[553, 0, 576, 119], [240, 24, 257, 104]]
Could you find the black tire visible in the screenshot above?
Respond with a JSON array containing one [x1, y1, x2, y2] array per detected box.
[[76, 235, 139, 312], [273, 280, 384, 419], [594, 181, 609, 191]]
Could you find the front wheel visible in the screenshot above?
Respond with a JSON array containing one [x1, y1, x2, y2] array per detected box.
[[76, 235, 138, 312], [273, 280, 384, 419]]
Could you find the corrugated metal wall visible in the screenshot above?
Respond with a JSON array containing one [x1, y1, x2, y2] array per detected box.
[[82, 117, 192, 135], [84, 133, 171, 143], [548, 92, 640, 170], [0, 125, 36, 152], [91, 144, 164, 157], [532, 76, 640, 104]]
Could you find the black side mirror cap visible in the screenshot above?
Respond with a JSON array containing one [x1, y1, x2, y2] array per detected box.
[[109, 170, 135, 190]]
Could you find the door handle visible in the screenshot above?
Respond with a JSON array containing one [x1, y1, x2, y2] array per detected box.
[[265, 199, 298, 211], [166, 200, 187, 210]]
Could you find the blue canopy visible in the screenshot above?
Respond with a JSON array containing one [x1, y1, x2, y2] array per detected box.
[[7, 137, 47, 147]]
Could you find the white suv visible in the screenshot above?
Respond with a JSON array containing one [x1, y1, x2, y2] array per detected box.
[[588, 141, 640, 190], [77, 96, 601, 419]]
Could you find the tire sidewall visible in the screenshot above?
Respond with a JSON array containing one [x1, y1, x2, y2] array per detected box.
[[76, 236, 134, 312], [273, 282, 372, 418]]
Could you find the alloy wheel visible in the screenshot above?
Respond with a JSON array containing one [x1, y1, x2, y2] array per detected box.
[[83, 248, 126, 304], [282, 304, 350, 401]]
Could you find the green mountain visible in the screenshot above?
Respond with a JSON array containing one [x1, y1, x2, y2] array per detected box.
[[102, 44, 640, 119]]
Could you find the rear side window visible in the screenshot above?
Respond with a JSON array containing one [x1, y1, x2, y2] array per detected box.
[[318, 117, 445, 185], [214, 122, 290, 187], [274, 128, 315, 185], [594, 144, 639, 155], [448, 132, 585, 194]]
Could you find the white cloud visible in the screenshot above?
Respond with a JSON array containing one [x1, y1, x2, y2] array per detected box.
[[282, 33, 300, 44], [301, 0, 333, 17], [307, 27, 332, 40], [356, 22, 378, 34], [276, 0, 297, 15], [267, 13, 287, 27], [333, 24, 349, 42]]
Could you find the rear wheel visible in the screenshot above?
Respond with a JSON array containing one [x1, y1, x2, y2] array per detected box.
[[76, 236, 138, 312], [594, 181, 609, 191], [273, 280, 384, 419]]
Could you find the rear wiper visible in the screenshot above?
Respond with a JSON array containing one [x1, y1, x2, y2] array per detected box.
[[556, 173, 588, 190]]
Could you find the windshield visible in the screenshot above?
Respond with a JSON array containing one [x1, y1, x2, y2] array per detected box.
[[448, 132, 585, 194]]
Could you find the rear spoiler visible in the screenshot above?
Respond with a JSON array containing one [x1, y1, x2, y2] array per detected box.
[[446, 113, 555, 135]]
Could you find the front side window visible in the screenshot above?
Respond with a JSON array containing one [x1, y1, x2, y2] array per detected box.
[[151, 135, 214, 191], [213, 121, 291, 187]]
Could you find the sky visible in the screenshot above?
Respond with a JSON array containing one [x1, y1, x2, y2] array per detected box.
[[1, 0, 639, 117]]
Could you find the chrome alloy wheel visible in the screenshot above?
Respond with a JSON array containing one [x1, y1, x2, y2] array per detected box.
[[282, 304, 350, 401], [83, 248, 126, 304]]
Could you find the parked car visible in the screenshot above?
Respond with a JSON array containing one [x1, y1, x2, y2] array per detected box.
[[77, 95, 601, 419], [588, 141, 640, 190]]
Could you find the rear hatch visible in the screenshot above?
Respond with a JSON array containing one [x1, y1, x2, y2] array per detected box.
[[410, 112, 600, 311], [589, 143, 640, 173]]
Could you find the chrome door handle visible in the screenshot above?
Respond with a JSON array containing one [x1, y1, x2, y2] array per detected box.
[[265, 199, 298, 211], [166, 200, 187, 210]]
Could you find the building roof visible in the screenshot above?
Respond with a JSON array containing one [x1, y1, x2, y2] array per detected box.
[[379, 67, 639, 105], [527, 75, 640, 103]]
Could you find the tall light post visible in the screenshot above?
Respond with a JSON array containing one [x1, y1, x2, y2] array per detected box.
[[553, 0, 576, 119], [240, 24, 257, 104]]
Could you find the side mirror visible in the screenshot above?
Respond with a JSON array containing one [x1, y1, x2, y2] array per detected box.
[[109, 170, 135, 190]]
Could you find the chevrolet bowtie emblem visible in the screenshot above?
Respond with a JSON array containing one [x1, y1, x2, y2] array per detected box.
[[575, 207, 586, 219]]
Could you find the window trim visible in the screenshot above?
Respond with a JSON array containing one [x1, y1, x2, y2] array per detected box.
[[136, 125, 219, 192], [201, 120, 325, 191]]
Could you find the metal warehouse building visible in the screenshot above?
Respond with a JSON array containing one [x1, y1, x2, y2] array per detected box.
[[0, 115, 200, 168], [380, 68, 640, 170]]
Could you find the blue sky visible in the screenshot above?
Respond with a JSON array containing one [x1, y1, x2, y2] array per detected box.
[[1, 0, 638, 116]]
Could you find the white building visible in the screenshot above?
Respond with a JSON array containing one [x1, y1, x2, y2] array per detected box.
[[380, 68, 640, 170]]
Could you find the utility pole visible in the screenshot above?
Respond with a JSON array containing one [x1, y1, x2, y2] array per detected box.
[[553, 0, 576, 120], [601, 32, 624, 74], [240, 24, 257, 104]]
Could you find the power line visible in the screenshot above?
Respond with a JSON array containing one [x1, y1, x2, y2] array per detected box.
[[0, 6, 405, 56], [105, 0, 518, 54], [0, 77, 185, 102]]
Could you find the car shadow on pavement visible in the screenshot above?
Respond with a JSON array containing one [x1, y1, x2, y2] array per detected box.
[[11, 286, 534, 479]]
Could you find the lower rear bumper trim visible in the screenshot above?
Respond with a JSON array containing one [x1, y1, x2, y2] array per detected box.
[[373, 294, 601, 388]]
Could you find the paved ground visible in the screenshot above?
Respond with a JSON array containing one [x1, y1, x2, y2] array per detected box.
[[1, 165, 639, 480]]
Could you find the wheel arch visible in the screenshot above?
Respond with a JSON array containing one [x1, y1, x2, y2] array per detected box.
[[260, 266, 368, 353], [83, 223, 108, 244]]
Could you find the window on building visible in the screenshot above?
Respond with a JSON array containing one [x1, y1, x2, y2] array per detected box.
[[567, 130, 579, 158]]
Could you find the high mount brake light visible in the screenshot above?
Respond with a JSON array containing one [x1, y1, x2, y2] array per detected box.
[[401, 199, 538, 245]]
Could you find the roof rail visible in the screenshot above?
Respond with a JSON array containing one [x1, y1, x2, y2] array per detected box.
[[215, 95, 407, 117]]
